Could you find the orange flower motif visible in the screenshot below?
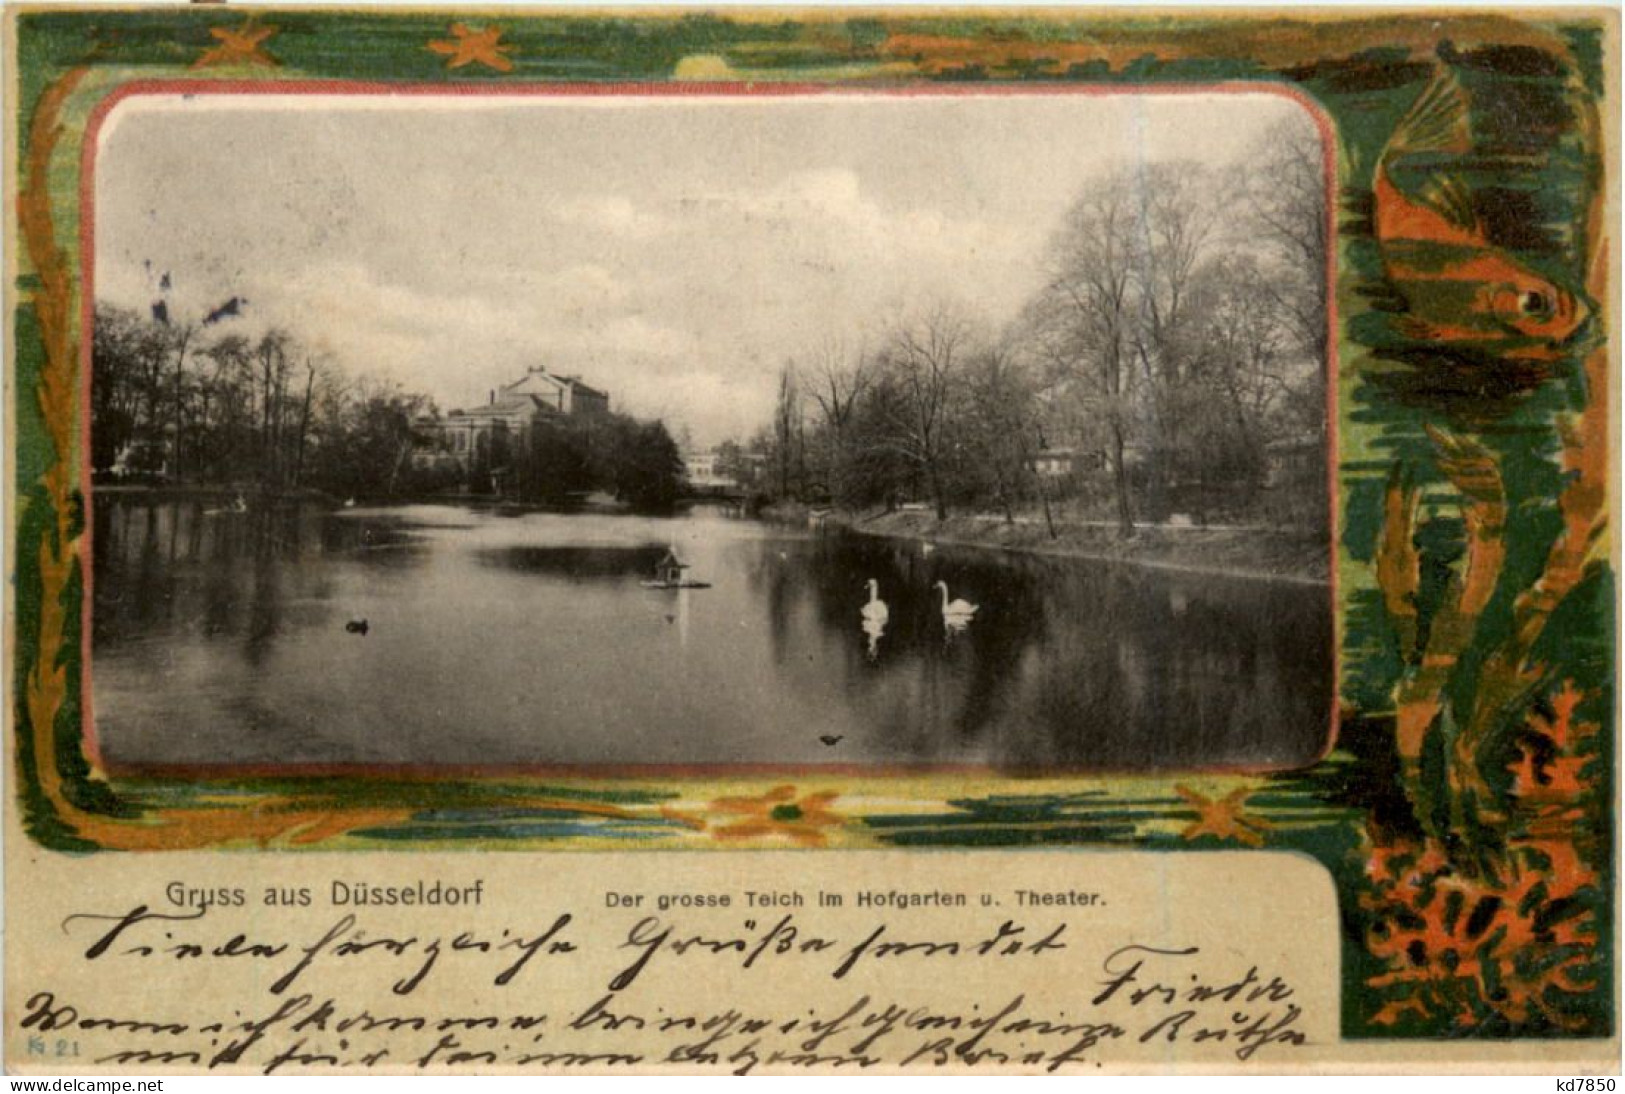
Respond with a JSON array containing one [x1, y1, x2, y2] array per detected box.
[[428, 23, 515, 72], [193, 21, 278, 69], [1174, 784, 1273, 847], [1360, 831, 1599, 1030], [1509, 680, 1599, 803], [703, 785, 844, 846]]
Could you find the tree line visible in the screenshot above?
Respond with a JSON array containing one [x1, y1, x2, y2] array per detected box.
[[92, 310, 430, 498], [447, 412, 685, 511], [92, 306, 685, 509], [734, 121, 1329, 535]]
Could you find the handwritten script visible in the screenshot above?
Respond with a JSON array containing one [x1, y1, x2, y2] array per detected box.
[[21, 903, 1308, 1073]]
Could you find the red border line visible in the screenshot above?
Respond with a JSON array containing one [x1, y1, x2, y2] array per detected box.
[[77, 77, 1342, 782]]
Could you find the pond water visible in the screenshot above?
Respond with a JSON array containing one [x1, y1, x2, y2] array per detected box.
[[90, 499, 1333, 772]]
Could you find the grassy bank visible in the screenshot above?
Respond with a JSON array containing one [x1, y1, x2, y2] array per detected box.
[[834, 508, 1331, 585]]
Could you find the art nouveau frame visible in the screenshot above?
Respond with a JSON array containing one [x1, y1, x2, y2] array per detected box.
[[6, 5, 1615, 1040]]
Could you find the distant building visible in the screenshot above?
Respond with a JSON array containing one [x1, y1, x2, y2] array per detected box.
[[108, 427, 174, 480], [1263, 433, 1325, 487], [680, 449, 731, 489], [501, 367, 610, 417], [412, 367, 610, 474], [679, 447, 769, 493], [1030, 446, 1106, 479], [732, 451, 769, 490]]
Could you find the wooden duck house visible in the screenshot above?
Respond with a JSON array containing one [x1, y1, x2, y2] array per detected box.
[[654, 548, 687, 586], [643, 546, 711, 590]]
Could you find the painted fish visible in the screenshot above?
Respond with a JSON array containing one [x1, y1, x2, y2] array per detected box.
[[1374, 71, 1587, 360]]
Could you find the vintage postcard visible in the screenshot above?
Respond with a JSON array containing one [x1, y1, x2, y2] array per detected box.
[[3, 2, 1619, 1076]]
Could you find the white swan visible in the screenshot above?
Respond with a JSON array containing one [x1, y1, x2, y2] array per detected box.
[[860, 579, 889, 624], [934, 581, 978, 627]]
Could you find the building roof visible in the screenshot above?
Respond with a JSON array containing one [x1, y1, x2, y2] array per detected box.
[[424, 368, 609, 423], [559, 375, 608, 399], [504, 367, 608, 401], [504, 370, 564, 398], [448, 393, 558, 421]]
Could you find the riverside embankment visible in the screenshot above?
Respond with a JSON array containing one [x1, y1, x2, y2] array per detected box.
[[776, 505, 1330, 586]]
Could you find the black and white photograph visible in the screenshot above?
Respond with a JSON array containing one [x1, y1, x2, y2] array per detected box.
[[88, 89, 1333, 773]]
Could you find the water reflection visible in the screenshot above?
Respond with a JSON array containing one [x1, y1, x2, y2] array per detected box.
[[478, 546, 667, 582], [91, 499, 1332, 772], [858, 578, 891, 661], [861, 615, 886, 661]]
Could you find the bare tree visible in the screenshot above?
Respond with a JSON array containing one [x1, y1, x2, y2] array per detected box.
[[167, 321, 197, 481], [805, 335, 873, 503], [1237, 117, 1329, 365], [1026, 175, 1142, 536], [806, 336, 873, 438], [1196, 254, 1294, 436], [771, 364, 800, 499], [1132, 161, 1221, 372], [253, 329, 295, 487], [735, 127, 1328, 533], [1128, 162, 1223, 510], [199, 333, 256, 480], [880, 304, 973, 521], [963, 339, 1052, 532], [291, 355, 330, 489]]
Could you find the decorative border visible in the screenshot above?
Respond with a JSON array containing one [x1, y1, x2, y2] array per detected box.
[[8, 7, 1613, 1039]]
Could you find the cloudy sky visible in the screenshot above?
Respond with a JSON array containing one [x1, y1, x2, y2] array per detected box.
[[95, 91, 1314, 445]]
